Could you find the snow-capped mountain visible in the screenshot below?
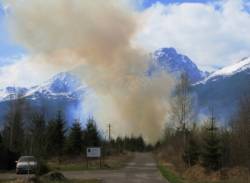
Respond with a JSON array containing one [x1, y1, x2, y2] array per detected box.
[[0, 72, 87, 124], [0, 47, 206, 103], [152, 48, 207, 83], [194, 57, 250, 120], [0, 48, 249, 124], [0, 72, 86, 102], [25, 72, 86, 101], [197, 57, 250, 85]]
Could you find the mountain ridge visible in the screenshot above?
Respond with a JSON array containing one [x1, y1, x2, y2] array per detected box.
[[0, 48, 249, 123], [196, 56, 250, 85], [152, 47, 207, 83]]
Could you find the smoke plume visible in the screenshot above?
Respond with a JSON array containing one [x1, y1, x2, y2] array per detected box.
[[4, 0, 174, 143]]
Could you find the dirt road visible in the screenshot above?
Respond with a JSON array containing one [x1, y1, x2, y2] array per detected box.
[[0, 153, 168, 183]]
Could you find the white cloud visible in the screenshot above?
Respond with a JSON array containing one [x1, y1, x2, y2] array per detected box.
[[0, 55, 69, 88], [134, 0, 250, 71]]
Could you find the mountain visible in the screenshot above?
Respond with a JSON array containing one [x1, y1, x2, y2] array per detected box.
[[0, 87, 28, 101], [0, 72, 88, 125], [25, 72, 86, 101], [151, 48, 207, 83], [193, 57, 250, 120], [0, 48, 249, 124]]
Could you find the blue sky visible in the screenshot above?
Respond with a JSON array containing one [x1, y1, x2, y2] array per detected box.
[[0, 4, 25, 66], [142, 0, 212, 8]]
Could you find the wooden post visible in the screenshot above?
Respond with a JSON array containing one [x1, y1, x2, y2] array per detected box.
[[86, 157, 88, 169], [99, 147, 102, 169]]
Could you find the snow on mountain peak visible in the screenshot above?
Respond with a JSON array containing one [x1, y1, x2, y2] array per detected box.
[[23, 72, 86, 100], [196, 57, 250, 85], [211, 57, 250, 77], [0, 72, 87, 103]]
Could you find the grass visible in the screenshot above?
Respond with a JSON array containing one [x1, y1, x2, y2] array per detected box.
[[189, 181, 248, 183], [158, 164, 185, 183], [49, 153, 133, 171], [49, 163, 90, 171], [158, 164, 249, 183]]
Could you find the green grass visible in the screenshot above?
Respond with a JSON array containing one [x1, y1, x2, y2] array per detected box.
[[158, 164, 185, 183]]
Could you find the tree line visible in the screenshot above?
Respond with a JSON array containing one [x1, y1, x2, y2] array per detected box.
[[159, 73, 250, 171], [0, 96, 149, 170]]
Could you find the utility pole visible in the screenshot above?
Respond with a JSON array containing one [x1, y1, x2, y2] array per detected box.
[[108, 123, 111, 142]]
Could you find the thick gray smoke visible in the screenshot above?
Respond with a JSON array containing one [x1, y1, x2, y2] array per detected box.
[[4, 0, 174, 143]]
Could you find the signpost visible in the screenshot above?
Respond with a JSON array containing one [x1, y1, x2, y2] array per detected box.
[[86, 147, 101, 169]]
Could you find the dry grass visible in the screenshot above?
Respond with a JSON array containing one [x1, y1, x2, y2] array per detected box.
[[48, 152, 133, 171], [155, 150, 250, 183]]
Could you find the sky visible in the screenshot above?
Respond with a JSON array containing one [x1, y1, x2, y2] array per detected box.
[[0, 0, 250, 87]]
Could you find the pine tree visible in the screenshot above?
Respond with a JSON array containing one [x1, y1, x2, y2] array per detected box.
[[0, 133, 2, 146], [46, 111, 66, 157], [136, 136, 145, 152], [115, 137, 124, 153], [201, 112, 222, 171], [29, 113, 47, 158], [66, 120, 83, 155], [183, 127, 200, 167], [2, 96, 25, 154], [83, 118, 101, 148]]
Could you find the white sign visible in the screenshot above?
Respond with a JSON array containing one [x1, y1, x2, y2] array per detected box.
[[86, 147, 101, 158]]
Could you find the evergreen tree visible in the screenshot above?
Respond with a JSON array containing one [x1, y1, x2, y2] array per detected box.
[[2, 96, 25, 154], [115, 137, 124, 153], [220, 128, 231, 167], [83, 118, 101, 148], [136, 136, 145, 152], [46, 111, 66, 157], [0, 133, 2, 146], [201, 112, 222, 171], [183, 128, 200, 167], [66, 120, 83, 155], [29, 113, 47, 158]]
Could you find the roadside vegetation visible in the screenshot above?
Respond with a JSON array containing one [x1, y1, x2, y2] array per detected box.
[[158, 164, 184, 183], [156, 73, 250, 183], [0, 73, 249, 183], [0, 95, 150, 175]]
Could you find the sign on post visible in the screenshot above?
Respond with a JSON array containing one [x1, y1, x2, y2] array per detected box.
[[86, 147, 102, 169], [86, 147, 101, 158]]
